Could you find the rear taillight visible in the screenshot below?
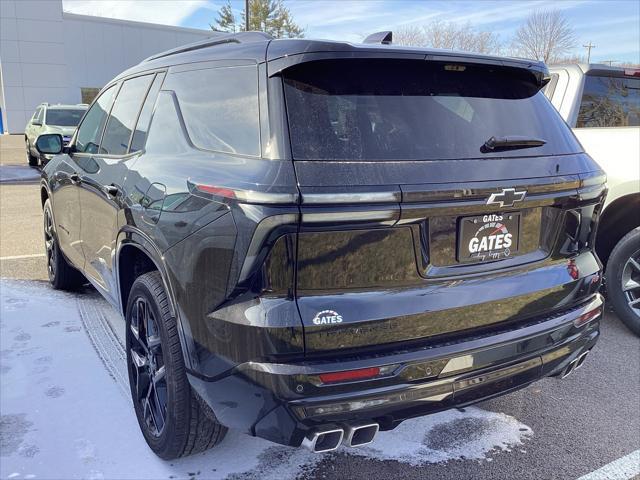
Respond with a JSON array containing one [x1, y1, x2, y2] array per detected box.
[[624, 69, 640, 77]]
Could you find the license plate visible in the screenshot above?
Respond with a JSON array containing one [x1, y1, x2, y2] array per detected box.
[[457, 212, 520, 263]]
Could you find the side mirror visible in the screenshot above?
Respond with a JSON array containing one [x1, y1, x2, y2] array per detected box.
[[35, 134, 63, 155]]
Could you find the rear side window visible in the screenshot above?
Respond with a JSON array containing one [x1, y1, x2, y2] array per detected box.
[[130, 74, 165, 153], [75, 85, 116, 154], [163, 65, 260, 156], [283, 59, 582, 161], [577, 75, 640, 128], [101, 75, 154, 155]]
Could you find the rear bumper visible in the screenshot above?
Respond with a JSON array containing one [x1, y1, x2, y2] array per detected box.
[[189, 293, 602, 447]]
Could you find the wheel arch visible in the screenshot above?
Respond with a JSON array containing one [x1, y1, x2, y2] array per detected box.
[[596, 193, 640, 266], [116, 230, 195, 370]]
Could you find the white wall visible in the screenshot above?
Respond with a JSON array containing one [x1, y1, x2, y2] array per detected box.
[[0, 0, 212, 133]]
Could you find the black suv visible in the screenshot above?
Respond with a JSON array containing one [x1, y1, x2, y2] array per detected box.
[[37, 32, 606, 459]]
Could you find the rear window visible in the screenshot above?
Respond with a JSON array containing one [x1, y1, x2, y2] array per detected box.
[[577, 74, 640, 128], [283, 59, 581, 161], [45, 108, 86, 127]]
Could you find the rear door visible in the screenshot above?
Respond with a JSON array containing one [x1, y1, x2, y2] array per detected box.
[[78, 74, 155, 304], [53, 86, 116, 270], [278, 57, 601, 353]]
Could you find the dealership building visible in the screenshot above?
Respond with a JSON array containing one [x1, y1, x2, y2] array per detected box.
[[0, 0, 212, 134]]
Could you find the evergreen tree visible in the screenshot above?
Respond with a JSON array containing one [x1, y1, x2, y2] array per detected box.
[[211, 0, 303, 38]]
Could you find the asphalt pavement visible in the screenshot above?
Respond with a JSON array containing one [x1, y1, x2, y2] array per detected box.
[[0, 135, 638, 479]]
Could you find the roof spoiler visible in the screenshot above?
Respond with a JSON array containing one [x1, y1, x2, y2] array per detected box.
[[143, 31, 273, 63], [363, 31, 393, 45]]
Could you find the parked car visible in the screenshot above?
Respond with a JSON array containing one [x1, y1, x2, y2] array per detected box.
[[37, 32, 606, 459], [545, 64, 640, 335], [25, 103, 87, 166]]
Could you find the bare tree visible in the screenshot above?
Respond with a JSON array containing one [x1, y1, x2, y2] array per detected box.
[[512, 10, 576, 63], [394, 21, 501, 55]]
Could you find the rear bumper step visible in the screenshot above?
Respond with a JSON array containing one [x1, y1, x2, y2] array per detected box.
[[189, 293, 602, 448]]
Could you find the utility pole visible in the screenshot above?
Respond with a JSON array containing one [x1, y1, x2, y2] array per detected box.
[[245, 0, 250, 31], [583, 42, 596, 64]]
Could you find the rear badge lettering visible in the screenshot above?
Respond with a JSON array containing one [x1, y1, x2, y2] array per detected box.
[[312, 310, 343, 325]]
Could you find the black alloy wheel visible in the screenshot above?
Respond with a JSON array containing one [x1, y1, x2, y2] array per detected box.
[[125, 271, 227, 459], [129, 296, 168, 437]]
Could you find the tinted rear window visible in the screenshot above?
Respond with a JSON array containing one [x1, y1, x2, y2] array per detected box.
[[283, 59, 581, 161], [577, 74, 640, 128], [45, 108, 86, 127]]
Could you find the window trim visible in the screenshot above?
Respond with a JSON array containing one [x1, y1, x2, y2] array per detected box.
[[98, 73, 156, 157], [127, 71, 166, 154]]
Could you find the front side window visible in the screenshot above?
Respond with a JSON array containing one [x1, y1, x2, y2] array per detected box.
[[45, 109, 86, 127], [577, 75, 640, 128], [75, 85, 116, 154], [101, 75, 154, 155], [163, 65, 260, 156], [284, 59, 582, 161]]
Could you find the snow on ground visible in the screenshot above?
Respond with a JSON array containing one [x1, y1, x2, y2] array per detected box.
[[0, 279, 533, 480]]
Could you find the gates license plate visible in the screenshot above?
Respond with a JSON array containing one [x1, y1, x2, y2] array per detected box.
[[457, 212, 520, 263]]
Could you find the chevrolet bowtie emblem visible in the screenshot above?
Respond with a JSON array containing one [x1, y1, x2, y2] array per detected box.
[[487, 188, 527, 208]]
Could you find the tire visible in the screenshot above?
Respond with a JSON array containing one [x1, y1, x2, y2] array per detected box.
[[26, 141, 39, 167], [605, 227, 640, 336], [126, 271, 227, 459], [43, 199, 85, 290]]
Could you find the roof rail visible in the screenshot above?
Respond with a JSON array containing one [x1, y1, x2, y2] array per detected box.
[[143, 31, 274, 63], [363, 31, 393, 45]]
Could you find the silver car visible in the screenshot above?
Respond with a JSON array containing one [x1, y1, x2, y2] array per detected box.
[[25, 103, 87, 166]]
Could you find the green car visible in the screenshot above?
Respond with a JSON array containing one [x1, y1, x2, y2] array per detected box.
[[25, 103, 87, 166]]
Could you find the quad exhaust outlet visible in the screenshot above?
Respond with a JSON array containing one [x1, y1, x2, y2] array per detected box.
[[302, 422, 380, 453]]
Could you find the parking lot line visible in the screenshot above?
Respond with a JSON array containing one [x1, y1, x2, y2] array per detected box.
[[577, 450, 640, 480], [0, 253, 45, 260]]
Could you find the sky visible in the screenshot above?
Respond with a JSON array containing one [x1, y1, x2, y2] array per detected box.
[[62, 0, 640, 64]]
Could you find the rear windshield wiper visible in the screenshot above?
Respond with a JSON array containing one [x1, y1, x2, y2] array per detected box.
[[482, 136, 546, 153]]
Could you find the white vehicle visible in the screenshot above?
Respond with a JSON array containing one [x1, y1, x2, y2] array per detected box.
[[545, 64, 640, 335]]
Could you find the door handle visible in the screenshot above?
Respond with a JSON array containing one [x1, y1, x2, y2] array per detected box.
[[70, 173, 81, 184], [104, 184, 120, 197]]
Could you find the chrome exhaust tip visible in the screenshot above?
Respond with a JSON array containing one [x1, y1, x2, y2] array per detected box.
[[561, 359, 577, 379], [301, 427, 344, 453], [574, 350, 590, 370], [343, 422, 379, 447]]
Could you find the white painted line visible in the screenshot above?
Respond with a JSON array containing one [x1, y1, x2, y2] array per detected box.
[[0, 253, 45, 260], [577, 450, 640, 480]]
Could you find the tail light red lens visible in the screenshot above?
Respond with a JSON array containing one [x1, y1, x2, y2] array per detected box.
[[319, 367, 381, 384]]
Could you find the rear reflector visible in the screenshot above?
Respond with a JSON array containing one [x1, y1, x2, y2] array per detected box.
[[319, 367, 381, 384], [573, 306, 602, 327]]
